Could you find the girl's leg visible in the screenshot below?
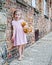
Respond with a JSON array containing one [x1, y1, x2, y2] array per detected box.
[[16, 46, 19, 56], [22, 44, 25, 57], [18, 45, 22, 60]]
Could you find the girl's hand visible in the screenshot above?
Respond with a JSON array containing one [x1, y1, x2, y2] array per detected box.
[[11, 36, 15, 43]]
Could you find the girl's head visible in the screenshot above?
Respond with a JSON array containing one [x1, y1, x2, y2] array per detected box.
[[13, 9, 22, 20]]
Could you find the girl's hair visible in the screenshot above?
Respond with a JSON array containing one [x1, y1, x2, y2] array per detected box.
[[13, 9, 22, 18], [13, 10, 17, 18]]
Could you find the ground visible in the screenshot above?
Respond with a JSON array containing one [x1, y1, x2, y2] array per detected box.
[[4, 32, 52, 65]]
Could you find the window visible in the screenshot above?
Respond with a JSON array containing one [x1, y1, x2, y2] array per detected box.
[[32, 0, 36, 8], [44, 0, 48, 16]]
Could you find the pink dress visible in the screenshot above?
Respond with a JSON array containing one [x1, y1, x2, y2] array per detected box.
[[12, 19, 27, 46]]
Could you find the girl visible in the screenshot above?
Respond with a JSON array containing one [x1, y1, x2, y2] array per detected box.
[[11, 10, 27, 61]]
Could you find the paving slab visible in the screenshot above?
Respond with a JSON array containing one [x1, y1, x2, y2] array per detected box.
[[7, 32, 52, 65]]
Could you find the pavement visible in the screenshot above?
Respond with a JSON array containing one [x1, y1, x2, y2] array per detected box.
[[5, 32, 52, 65]]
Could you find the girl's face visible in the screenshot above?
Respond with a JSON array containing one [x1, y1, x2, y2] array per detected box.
[[15, 11, 22, 19]]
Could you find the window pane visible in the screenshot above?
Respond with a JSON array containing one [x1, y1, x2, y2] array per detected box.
[[32, 0, 36, 8], [44, 0, 46, 15], [44, 0, 48, 16]]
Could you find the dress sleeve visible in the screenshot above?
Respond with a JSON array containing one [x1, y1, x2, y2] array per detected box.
[[12, 21, 14, 26]]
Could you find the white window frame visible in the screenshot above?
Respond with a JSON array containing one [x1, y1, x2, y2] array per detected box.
[[44, 0, 48, 16], [32, 0, 36, 8]]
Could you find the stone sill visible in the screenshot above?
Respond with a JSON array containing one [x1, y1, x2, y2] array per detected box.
[[16, 0, 27, 7], [16, 0, 40, 15], [44, 15, 49, 19], [34, 8, 39, 14], [50, 18, 52, 22]]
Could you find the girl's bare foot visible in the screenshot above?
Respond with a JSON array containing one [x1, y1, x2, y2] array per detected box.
[[18, 57, 22, 61], [22, 55, 24, 58]]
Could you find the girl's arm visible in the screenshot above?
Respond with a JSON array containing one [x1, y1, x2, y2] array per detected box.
[[12, 26, 16, 37], [11, 26, 16, 42]]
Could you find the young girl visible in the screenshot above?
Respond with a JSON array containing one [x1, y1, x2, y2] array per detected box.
[[11, 10, 27, 60]]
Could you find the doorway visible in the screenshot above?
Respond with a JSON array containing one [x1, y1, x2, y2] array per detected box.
[[35, 29, 39, 41]]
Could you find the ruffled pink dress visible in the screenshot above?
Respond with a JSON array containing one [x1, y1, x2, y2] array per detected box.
[[12, 19, 27, 46]]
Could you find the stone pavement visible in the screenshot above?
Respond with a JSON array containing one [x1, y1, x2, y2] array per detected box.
[[7, 32, 52, 65]]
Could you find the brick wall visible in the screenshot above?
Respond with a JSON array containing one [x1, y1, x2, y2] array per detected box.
[[0, 0, 52, 52], [2, 0, 35, 51]]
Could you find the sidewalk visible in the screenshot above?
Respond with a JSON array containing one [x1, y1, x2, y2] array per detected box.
[[9, 32, 52, 65]]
